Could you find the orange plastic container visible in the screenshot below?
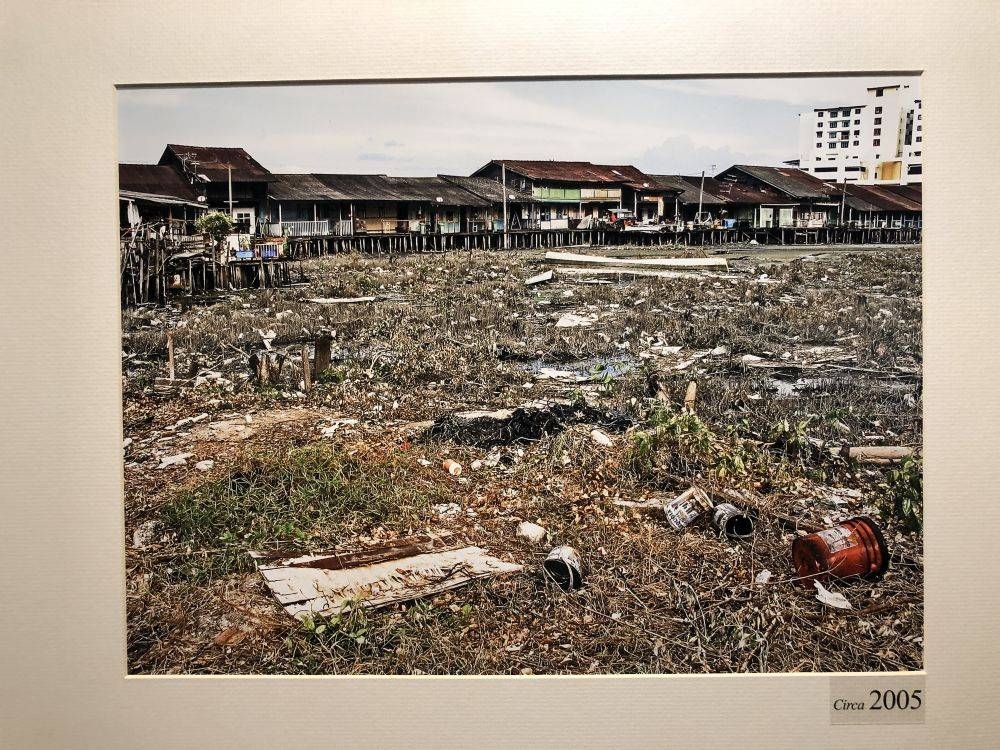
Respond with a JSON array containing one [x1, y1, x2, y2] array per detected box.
[[791, 517, 889, 585]]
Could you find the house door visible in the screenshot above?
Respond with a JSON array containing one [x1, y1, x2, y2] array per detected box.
[[233, 207, 255, 234], [759, 207, 773, 228], [779, 208, 794, 227]]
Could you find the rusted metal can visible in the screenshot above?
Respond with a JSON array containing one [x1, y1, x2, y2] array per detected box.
[[791, 516, 889, 585], [712, 503, 754, 539], [543, 545, 584, 589], [663, 486, 711, 530]]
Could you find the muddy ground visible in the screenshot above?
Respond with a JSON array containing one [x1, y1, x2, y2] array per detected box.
[[123, 243, 922, 675]]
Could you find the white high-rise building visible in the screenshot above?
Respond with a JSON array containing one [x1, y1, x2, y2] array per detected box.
[[796, 84, 922, 184]]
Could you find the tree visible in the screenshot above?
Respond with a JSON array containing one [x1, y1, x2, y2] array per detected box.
[[195, 211, 234, 245]]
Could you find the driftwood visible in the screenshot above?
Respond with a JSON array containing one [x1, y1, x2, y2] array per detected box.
[[840, 445, 916, 463], [543, 250, 728, 271]]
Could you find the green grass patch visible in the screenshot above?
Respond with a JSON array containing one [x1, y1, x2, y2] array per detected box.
[[160, 443, 450, 581]]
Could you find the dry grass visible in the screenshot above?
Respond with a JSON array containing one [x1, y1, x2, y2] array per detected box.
[[124, 244, 922, 675]]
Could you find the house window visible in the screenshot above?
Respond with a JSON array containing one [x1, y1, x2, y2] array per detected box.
[[816, 157, 821, 161], [853, 141, 859, 146], [853, 130, 860, 135], [916, 124, 922, 131], [875, 153, 880, 159], [816, 131, 822, 137], [875, 106, 882, 113], [855, 108, 861, 114], [916, 136, 922, 142], [908, 164, 923, 175], [874, 128, 881, 135], [873, 139, 881, 146], [816, 143, 821, 148], [842, 109, 850, 116], [875, 90, 884, 97], [874, 117, 882, 125], [828, 142, 836, 149], [854, 119, 860, 124], [840, 142, 847, 148], [818, 111, 824, 117], [914, 151, 921, 156]]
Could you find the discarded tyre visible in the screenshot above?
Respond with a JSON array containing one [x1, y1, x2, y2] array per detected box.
[[791, 517, 889, 585], [712, 503, 754, 539], [543, 545, 584, 589]]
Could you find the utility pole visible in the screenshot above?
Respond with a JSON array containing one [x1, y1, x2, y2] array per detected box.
[[839, 178, 848, 226], [501, 162, 509, 249], [227, 165, 234, 219], [697, 169, 705, 224]]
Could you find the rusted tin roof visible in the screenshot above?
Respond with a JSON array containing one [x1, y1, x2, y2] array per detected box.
[[439, 174, 537, 203], [719, 165, 837, 200], [476, 160, 673, 191], [119, 163, 202, 203], [647, 175, 727, 205], [297, 174, 491, 205], [700, 174, 790, 205], [846, 184, 922, 212], [267, 174, 346, 201], [159, 144, 273, 183]]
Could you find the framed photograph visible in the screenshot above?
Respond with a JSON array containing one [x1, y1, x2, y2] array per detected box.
[[2, 2, 997, 747]]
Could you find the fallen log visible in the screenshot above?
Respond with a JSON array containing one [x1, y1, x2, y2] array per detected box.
[[840, 445, 916, 463], [543, 250, 728, 271]]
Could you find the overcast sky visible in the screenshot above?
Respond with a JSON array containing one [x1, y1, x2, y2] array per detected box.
[[118, 76, 919, 176]]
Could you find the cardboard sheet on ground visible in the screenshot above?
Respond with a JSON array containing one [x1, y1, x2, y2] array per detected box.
[[252, 534, 522, 619]]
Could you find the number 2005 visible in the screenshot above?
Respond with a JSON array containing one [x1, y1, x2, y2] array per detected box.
[[868, 689, 922, 710]]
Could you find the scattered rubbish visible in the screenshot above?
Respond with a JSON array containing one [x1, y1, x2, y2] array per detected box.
[[123, 437, 133, 450], [321, 418, 360, 437], [470, 459, 483, 470], [433, 502, 462, 517], [169, 413, 209, 431], [792, 516, 889, 584], [213, 626, 247, 647], [663, 486, 712, 530], [590, 428, 614, 447], [525, 270, 554, 286], [304, 296, 378, 305], [543, 250, 728, 271], [555, 312, 595, 328], [424, 398, 626, 448], [132, 519, 159, 550], [194, 459, 214, 472], [839, 445, 915, 464], [613, 498, 666, 516], [517, 521, 547, 544], [755, 569, 773, 585], [712, 503, 754, 539], [252, 533, 522, 619], [157, 452, 193, 469], [442, 458, 463, 476], [813, 581, 853, 610], [543, 545, 584, 589]]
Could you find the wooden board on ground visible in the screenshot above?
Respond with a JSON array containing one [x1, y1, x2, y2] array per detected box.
[[252, 533, 522, 620], [543, 250, 728, 271]]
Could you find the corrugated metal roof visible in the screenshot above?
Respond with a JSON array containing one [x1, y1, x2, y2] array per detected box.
[[846, 184, 922, 212], [267, 174, 345, 201], [438, 175, 536, 203], [382, 177, 490, 205], [700, 174, 789, 204], [301, 174, 490, 205], [119, 163, 202, 202], [721, 165, 837, 200], [477, 160, 673, 191], [647, 175, 727, 205], [160, 144, 272, 183]]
